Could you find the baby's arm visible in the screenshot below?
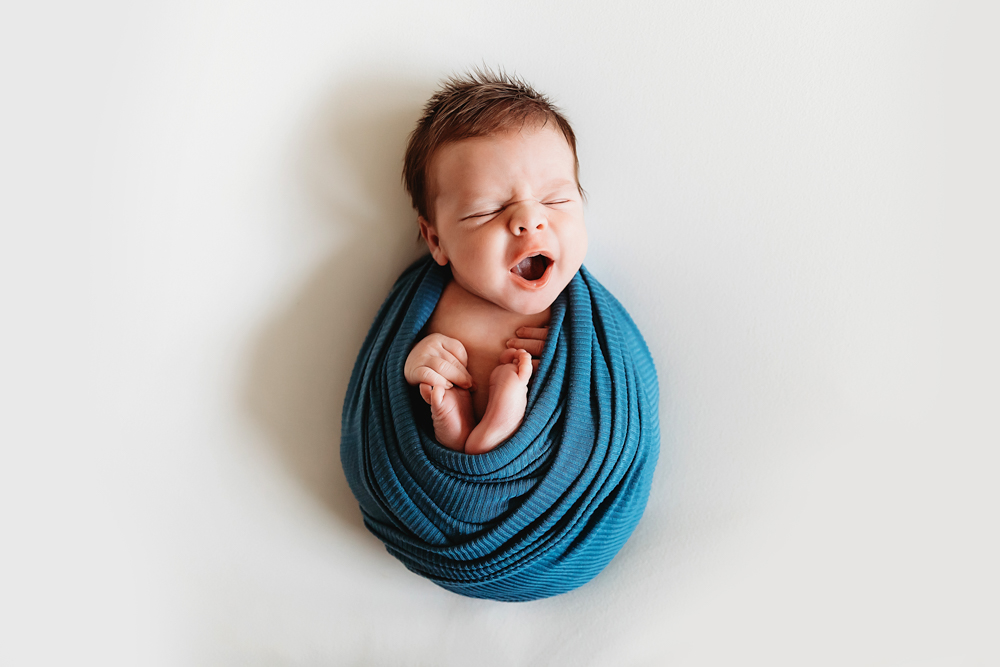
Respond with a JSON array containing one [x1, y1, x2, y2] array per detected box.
[[463, 348, 532, 455], [405, 334, 475, 451], [463, 326, 548, 455]]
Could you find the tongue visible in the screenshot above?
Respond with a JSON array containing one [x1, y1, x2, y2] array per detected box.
[[513, 255, 548, 281]]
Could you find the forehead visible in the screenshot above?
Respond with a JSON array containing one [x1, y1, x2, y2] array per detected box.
[[426, 123, 576, 204]]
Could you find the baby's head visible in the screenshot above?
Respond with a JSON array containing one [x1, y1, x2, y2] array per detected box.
[[403, 69, 588, 315]]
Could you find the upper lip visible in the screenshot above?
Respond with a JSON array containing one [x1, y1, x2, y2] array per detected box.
[[509, 248, 554, 271]]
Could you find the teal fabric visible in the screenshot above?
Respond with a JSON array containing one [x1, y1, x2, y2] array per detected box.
[[341, 256, 659, 601]]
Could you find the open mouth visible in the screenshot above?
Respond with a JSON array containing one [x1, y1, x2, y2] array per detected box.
[[511, 254, 551, 282]]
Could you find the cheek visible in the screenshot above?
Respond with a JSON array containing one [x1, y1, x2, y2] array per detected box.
[[466, 229, 505, 260], [444, 231, 503, 276], [559, 218, 588, 263]]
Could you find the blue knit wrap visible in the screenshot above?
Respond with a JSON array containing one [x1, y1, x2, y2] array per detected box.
[[341, 256, 659, 601]]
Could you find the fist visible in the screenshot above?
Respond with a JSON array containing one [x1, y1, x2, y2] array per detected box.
[[404, 333, 474, 390]]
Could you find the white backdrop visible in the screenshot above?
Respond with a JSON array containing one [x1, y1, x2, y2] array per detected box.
[[2, 1, 997, 665]]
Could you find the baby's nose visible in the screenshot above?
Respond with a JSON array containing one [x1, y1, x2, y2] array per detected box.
[[508, 202, 546, 236]]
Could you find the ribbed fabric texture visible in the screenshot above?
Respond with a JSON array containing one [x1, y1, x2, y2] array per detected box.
[[341, 256, 659, 601]]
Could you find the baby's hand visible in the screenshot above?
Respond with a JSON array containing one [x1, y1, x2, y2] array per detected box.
[[506, 326, 549, 372], [405, 333, 474, 390]]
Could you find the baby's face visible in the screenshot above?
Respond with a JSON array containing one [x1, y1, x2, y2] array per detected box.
[[419, 123, 587, 315]]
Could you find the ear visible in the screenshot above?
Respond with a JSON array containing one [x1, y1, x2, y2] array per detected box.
[[418, 216, 449, 266]]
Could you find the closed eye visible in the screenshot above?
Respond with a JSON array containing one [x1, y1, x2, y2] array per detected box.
[[543, 199, 570, 206], [462, 208, 504, 220]]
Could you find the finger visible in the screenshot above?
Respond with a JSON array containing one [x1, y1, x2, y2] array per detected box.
[[432, 347, 472, 381], [424, 356, 473, 388], [531, 359, 539, 371], [498, 347, 520, 365], [506, 337, 544, 357], [419, 383, 433, 404], [515, 326, 549, 340], [431, 334, 470, 367], [406, 344, 462, 379], [410, 366, 452, 389]]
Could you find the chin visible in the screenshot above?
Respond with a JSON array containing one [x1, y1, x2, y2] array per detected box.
[[509, 302, 553, 316], [505, 285, 563, 315]]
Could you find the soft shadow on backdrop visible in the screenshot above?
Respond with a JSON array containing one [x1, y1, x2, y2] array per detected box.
[[243, 75, 429, 537]]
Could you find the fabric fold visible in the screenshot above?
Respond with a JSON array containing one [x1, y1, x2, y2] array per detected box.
[[341, 256, 659, 601]]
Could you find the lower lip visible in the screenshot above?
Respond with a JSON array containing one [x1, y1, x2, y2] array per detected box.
[[509, 260, 554, 290]]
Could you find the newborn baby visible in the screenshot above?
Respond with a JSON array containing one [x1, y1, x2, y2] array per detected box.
[[402, 72, 588, 454], [343, 70, 658, 599]]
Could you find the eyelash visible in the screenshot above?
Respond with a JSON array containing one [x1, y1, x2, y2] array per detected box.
[[467, 200, 570, 219]]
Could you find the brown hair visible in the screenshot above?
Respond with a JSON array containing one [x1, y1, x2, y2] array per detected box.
[[402, 67, 582, 222]]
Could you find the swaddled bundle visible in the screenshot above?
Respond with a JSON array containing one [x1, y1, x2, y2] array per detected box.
[[341, 256, 659, 601]]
